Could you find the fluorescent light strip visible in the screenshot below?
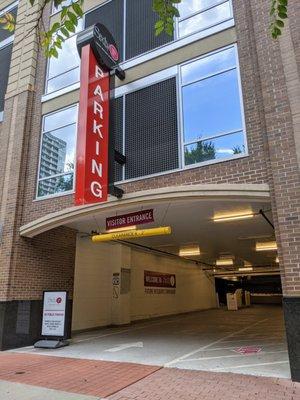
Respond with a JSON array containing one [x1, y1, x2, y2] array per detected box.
[[238, 267, 253, 272], [213, 213, 254, 222], [255, 241, 277, 251], [216, 258, 233, 266], [179, 246, 200, 256]]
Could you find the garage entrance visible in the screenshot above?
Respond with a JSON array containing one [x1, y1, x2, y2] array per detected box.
[[18, 185, 289, 378]]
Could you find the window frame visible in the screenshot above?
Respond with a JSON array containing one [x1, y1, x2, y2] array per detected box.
[[36, 103, 78, 200], [37, 43, 247, 199], [0, 1, 18, 122], [112, 43, 247, 185], [44, 0, 234, 99], [179, 44, 248, 169], [44, 18, 83, 96], [176, 0, 233, 39]]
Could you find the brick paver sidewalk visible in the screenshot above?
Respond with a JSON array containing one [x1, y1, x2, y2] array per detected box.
[[0, 353, 160, 397], [0, 352, 299, 399], [110, 367, 300, 400]]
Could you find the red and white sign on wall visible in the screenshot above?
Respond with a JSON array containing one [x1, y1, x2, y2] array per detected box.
[[106, 209, 154, 230], [75, 44, 110, 205]]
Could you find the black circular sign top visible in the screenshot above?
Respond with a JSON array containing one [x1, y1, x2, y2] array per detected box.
[[92, 23, 120, 70]]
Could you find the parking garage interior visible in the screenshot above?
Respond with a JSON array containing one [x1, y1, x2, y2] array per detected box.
[[16, 188, 289, 378]]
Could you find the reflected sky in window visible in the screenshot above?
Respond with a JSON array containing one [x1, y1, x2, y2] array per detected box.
[[182, 69, 242, 142], [179, 2, 231, 37], [181, 46, 235, 85], [178, 0, 221, 19], [43, 106, 77, 132]]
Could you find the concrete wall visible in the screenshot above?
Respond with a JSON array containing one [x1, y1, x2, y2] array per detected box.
[[72, 236, 216, 331], [72, 237, 116, 331], [130, 250, 216, 321]]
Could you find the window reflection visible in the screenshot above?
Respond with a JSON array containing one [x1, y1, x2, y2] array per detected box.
[[38, 174, 74, 197], [178, 1, 231, 37], [39, 124, 76, 178], [181, 46, 246, 167], [182, 69, 242, 142], [184, 131, 245, 165], [37, 106, 77, 198], [45, 20, 82, 94], [43, 106, 77, 132], [178, 0, 220, 19], [0, 6, 17, 43], [181, 46, 235, 85]]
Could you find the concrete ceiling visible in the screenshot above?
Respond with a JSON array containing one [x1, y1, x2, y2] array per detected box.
[[66, 197, 278, 271]]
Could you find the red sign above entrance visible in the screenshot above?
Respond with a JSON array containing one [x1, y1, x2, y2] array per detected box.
[[106, 209, 154, 230], [75, 44, 110, 205]]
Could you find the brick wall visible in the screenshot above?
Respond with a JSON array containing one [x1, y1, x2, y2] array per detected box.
[[233, 0, 300, 296]]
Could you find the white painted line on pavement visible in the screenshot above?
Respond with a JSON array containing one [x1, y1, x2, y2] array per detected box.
[[175, 350, 288, 362], [164, 317, 270, 367], [210, 360, 289, 371], [105, 342, 144, 352], [200, 343, 288, 352]]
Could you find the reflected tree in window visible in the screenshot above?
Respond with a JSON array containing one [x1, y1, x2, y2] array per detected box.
[[185, 141, 216, 165]]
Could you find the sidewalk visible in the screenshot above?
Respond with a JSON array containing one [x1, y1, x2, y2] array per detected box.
[[0, 352, 299, 400]]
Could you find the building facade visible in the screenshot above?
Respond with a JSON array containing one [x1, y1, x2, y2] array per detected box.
[[0, 0, 299, 381]]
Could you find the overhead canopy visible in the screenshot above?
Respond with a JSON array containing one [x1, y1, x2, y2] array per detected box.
[[20, 184, 278, 271]]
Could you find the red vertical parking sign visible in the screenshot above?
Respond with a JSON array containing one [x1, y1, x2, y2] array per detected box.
[[75, 44, 110, 205]]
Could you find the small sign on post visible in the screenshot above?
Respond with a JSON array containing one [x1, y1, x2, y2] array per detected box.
[[34, 291, 69, 349]]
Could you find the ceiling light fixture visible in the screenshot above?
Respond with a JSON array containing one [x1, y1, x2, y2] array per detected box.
[[238, 267, 253, 272], [213, 212, 254, 222], [216, 258, 234, 266], [179, 246, 200, 257], [255, 241, 277, 251], [106, 225, 137, 233]]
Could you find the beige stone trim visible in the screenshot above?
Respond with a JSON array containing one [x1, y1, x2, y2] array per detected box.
[[20, 183, 270, 238]]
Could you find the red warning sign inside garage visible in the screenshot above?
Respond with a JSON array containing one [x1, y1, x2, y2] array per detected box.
[[144, 270, 176, 288]]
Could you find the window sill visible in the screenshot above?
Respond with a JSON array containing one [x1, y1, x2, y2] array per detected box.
[[114, 153, 249, 186], [34, 189, 74, 202]]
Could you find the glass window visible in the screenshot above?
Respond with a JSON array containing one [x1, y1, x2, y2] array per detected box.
[[52, 0, 73, 14], [37, 105, 78, 198], [184, 131, 245, 165], [45, 20, 82, 94], [178, 0, 220, 18], [181, 46, 246, 166], [0, 44, 13, 113], [182, 69, 242, 142], [178, 0, 232, 38], [0, 5, 17, 43], [181, 46, 235, 85], [0, 3, 17, 115]]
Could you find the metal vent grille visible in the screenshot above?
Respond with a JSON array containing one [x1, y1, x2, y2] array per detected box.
[[125, 78, 178, 179], [126, 0, 173, 60], [85, 0, 124, 62], [0, 44, 13, 112], [110, 96, 123, 182]]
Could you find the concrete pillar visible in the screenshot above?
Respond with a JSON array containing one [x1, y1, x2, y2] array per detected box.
[[111, 245, 131, 325]]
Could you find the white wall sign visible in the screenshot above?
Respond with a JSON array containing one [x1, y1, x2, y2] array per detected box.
[[42, 291, 67, 337]]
